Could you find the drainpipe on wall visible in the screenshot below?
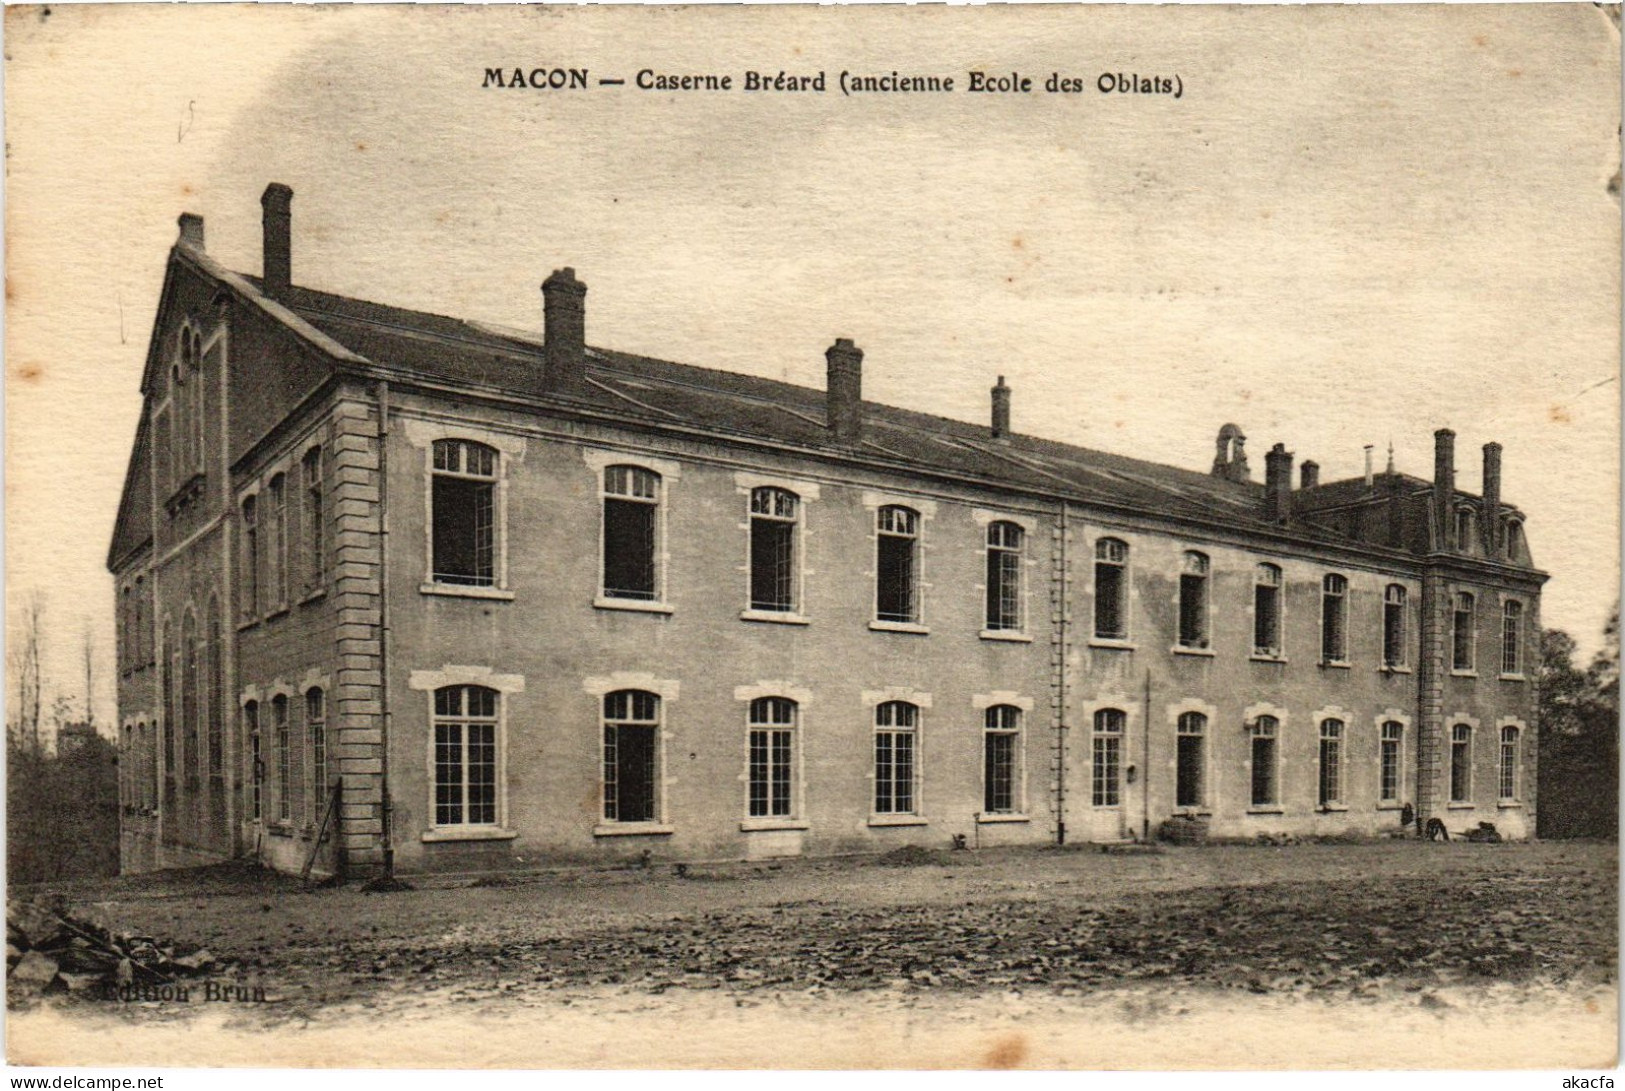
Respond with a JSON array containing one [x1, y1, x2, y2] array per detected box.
[[1142, 668, 1152, 842], [1055, 502, 1069, 846], [377, 380, 395, 878]]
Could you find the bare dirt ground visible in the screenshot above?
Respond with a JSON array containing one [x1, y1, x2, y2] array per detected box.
[[8, 840, 1618, 1068]]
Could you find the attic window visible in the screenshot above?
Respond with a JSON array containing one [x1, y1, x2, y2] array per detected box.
[[1455, 507, 1475, 552]]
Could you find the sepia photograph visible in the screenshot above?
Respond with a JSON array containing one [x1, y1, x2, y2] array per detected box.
[[3, 1, 1620, 1074]]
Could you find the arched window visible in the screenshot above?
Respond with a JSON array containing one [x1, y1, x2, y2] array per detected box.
[[1321, 574, 1348, 664], [1092, 709, 1124, 807], [602, 690, 660, 823], [1450, 724, 1473, 802], [302, 447, 326, 592], [272, 694, 291, 823], [984, 522, 1024, 632], [181, 612, 198, 781], [1253, 564, 1282, 657], [873, 701, 919, 814], [1178, 552, 1210, 649], [1452, 592, 1477, 672], [240, 497, 259, 619], [435, 685, 499, 827], [432, 440, 498, 588], [1501, 601, 1524, 676], [1380, 721, 1405, 803], [1383, 585, 1408, 668], [1318, 719, 1344, 806], [134, 577, 146, 665], [160, 622, 175, 789], [244, 702, 261, 821], [307, 688, 328, 816], [1176, 712, 1206, 807], [602, 465, 661, 601], [207, 599, 223, 777], [1499, 725, 1520, 801], [1093, 538, 1129, 640], [983, 705, 1022, 814], [1250, 716, 1279, 808], [875, 506, 920, 624], [748, 487, 799, 613], [747, 697, 796, 819], [268, 474, 288, 609]]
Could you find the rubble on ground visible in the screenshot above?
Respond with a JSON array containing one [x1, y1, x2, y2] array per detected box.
[[6, 896, 222, 1002]]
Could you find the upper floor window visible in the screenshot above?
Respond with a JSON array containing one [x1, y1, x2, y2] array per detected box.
[[1092, 709, 1124, 807], [302, 447, 326, 593], [1452, 591, 1476, 672], [1450, 724, 1473, 802], [1321, 574, 1348, 663], [432, 440, 498, 588], [1093, 538, 1129, 640], [1318, 719, 1344, 806], [983, 705, 1021, 814], [1455, 507, 1476, 552], [873, 700, 919, 815], [434, 684, 499, 827], [240, 497, 259, 619], [1177, 552, 1210, 650], [1499, 725, 1520, 801], [1253, 564, 1282, 657], [875, 506, 920, 624], [1501, 600, 1524, 675], [602, 465, 661, 601], [603, 690, 660, 823], [748, 487, 799, 613], [984, 521, 1024, 632], [748, 697, 797, 819], [1383, 585, 1408, 668], [1504, 519, 1523, 561], [1250, 715, 1279, 808], [1380, 721, 1404, 803], [268, 473, 288, 608]]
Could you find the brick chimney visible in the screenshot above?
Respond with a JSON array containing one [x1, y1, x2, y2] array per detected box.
[[1264, 443, 1293, 524], [826, 338, 863, 443], [1482, 442, 1503, 554], [260, 183, 293, 299], [177, 213, 205, 251], [542, 267, 587, 397], [990, 375, 1011, 440], [1433, 428, 1456, 549], [1299, 460, 1319, 490]]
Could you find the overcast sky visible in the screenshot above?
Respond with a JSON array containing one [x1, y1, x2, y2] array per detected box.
[[6, 4, 1619, 728]]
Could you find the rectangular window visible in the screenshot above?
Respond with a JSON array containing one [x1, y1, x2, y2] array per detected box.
[[1502, 601, 1523, 675], [1093, 539, 1128, 640], [1380, 721, 1404, 803], [308, 688, 327, 816], [1092, 709, 1124, 807], [1250, 716, 1278, 807], [983, 705, 1020, 813], [984, 522, 1024, 632], [876, 507, 920, 623], [873, 701, 919, 814], [1318, 719, 1343, 806], [1499, 726, 1519, 800], [747, 697, 796, 818], [1453, 593, 1476, 671], [1253, 565, 1282, 656], [303, 448, 325, 591], [273, 695, 290, 823], [241, 498, 259, 618], [435, 685, 499, 827], [246, 703, 261, 821], [433, 441, 498, 587], [1383, 585, 1408, 668], [269, 474, 287, 608], [1178, 553, 1209, 649], [603, 690, 660, 822], [748, 488, 798, 612], [1321, 574, 1348, 663], [602, 466, 659, 601], [1176, 712, 1205, 808], [1451, 724, 1472, 802]]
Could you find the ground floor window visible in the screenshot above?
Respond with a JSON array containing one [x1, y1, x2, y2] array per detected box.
[[245, 702, 261, 821], [873, 701, 919, 815], [1176, 712, 1205, 808], [748, 697, 795, 818], [1250, 716, 1278, 807], [1318, 719, 1344, 806], [1499, 725, 1519, 801], [603, 689, 660, 823], [434, 685, 499, 827], [983, 705, 1020, 814], [273, 695, 291, 823], [1451, 724, 1473, 803], [1092, 709, 1124, 807], [1380, 721, 1404, 803]]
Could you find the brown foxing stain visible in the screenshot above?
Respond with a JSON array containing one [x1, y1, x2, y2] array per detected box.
[[1011, 236, 1024, 250], [355, 142, 368, 152], [982, 1032, 1028, 1069], [15, 363, 42, 383], [1549, 404, 1572, 424], [1473, 33, 1489, 47], [5, 276, 14, 303], [1507, 68, 1523, 78]]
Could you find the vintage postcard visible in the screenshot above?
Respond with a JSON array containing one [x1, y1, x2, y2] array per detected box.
[[3, 1, 1619, 1075]]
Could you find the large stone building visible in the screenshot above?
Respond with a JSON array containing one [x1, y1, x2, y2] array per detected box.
[[109, 185, 1546, 877]]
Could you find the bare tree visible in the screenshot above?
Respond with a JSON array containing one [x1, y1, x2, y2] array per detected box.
[[8, 590, 46, 756]]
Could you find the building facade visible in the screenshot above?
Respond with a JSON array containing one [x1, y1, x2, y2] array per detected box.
[[109, 185, 1547, 877]]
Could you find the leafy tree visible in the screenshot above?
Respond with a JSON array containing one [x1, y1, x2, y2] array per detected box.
[[1537, 605, 1620, 839]]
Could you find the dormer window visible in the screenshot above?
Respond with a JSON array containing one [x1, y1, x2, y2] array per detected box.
[[1504, 518, 1523, 561], [1455, 506, 1476, 552]]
